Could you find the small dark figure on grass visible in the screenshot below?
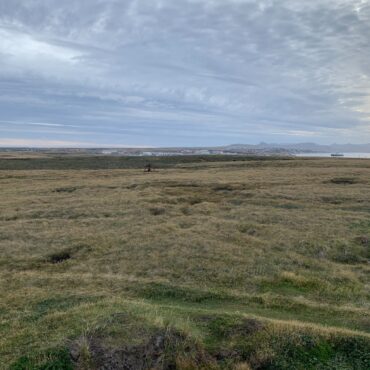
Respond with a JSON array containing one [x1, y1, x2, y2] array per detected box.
[[144, 163, 152, 172]]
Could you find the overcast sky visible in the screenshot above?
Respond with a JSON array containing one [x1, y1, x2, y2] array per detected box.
[[1, 0, 370, 147]]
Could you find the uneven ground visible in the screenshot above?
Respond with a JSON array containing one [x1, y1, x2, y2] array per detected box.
[[0, 155, 369, 369]]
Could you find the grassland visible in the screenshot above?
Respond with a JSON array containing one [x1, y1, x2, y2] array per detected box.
[[0, 154, 369, 369]]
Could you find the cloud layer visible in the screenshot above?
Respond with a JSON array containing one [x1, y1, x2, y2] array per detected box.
[[1, 0, 370, 146]]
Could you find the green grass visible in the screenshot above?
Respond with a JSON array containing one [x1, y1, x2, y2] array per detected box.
[[9, 349, 73, 370], [0, 154, 369, 369], [0, 154, 290, 171]]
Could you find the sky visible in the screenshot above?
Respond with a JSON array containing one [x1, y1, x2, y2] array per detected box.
[[1, 0, 370, 147]]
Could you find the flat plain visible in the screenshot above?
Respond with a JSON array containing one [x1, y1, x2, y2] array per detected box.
[[0, 154, 369, 369]]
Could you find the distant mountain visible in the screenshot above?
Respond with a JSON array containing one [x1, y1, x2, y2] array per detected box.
[[223, 142, 370, 153]]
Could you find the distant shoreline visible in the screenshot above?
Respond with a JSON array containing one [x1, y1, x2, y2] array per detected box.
[[295, 152, 370, 158]]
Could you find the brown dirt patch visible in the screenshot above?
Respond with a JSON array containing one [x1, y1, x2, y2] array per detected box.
[[70, 329, 216, 370]]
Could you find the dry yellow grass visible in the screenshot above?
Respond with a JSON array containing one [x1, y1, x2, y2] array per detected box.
[[0, 156, 369, 368]]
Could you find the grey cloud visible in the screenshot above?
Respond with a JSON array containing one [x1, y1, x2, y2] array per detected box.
[[0, 0, 370, 146]]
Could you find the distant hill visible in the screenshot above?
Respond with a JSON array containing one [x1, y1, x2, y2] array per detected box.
[[2, 142, 370, 155]]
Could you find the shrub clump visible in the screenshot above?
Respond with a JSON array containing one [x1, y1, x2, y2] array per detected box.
[[46, 250, 72, 264], [149, 207, 166, 216]]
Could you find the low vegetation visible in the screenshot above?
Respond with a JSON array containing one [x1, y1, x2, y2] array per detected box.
[[0, 154, 369, 369]]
